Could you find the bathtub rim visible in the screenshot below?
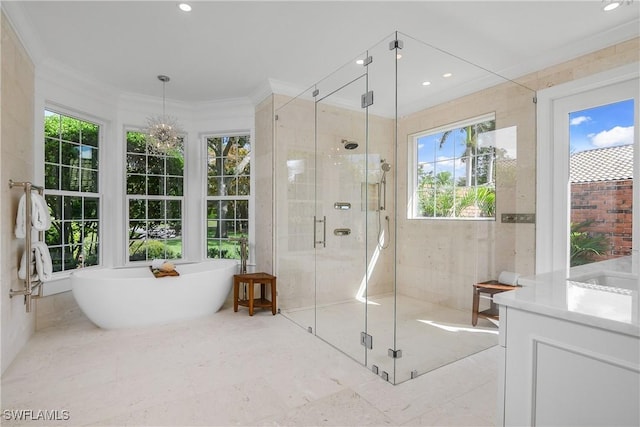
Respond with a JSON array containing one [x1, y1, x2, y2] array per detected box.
[[70, 259, 239, 280]]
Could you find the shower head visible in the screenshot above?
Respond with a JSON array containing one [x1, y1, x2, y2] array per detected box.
[[380, 160, 391, 186], [341, 139, 359, 150]]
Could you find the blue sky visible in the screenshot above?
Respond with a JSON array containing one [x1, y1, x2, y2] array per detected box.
[[569, 98, 635, 153], [417, 98, 635, 177], [416, 131, 467, 177]]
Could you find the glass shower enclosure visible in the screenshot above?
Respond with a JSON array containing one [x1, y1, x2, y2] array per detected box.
[[274, 31, 536, 384]]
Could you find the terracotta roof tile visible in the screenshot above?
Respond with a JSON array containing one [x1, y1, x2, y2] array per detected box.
[[570, 144, 633, 183]]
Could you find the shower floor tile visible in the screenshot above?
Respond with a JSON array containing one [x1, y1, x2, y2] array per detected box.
[[1, 298, 499, 426], [283, 294, 498, 383]]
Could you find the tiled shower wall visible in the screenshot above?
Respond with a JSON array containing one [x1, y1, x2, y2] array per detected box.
[[1, 11, 36, 374], [270, 93, 396, 311]]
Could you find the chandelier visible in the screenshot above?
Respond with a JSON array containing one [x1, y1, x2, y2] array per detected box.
[[146, 75, 183, 154]]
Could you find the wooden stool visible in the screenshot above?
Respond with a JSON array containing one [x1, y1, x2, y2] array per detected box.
[[472, 280, 517, 326], [233, 272, 277, 316]]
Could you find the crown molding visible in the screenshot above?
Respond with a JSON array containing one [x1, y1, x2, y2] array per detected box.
[[1, 2, 43, 66], [497, 18, 640, 83]]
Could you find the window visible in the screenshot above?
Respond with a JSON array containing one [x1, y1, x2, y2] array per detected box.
[[569, 100, 634, 267], [44, 110, 100, 272], [206, 134, 251, 259], [409, 114, 496, 219], [536, 65, 638, 273], [126, 130, 184, 261]]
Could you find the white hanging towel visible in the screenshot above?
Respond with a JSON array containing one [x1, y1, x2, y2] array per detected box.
[[15, 193, 52, 238], [18, 242, 53, 282], [18, 249, 37, 282], [31, 194, 52, 232]]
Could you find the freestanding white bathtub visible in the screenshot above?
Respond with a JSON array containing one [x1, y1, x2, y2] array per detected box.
[[71, 259, 238, 329]]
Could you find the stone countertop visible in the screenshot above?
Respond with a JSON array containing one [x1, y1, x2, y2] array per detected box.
[[494, 254, 639, 337]]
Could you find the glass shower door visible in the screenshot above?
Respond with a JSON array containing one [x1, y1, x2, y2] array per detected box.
[[314, 73, 369, 364], [274, 89, 318, 331]]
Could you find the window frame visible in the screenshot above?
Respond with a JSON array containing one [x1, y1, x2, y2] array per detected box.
[[42, 107, 103, 274], [536, 63, 639, 274], [124, 128, 186, 264], [407, 113, 497, 220]]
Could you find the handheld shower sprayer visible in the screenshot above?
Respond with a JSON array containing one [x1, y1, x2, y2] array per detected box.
[[379, 160, 391, 210], [378, 159, 392, 249], [381, 160, 391, 183]]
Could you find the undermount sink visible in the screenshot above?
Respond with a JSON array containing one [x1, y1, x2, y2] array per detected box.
[[568, 271, 638, 291], [565, 271, 638, 324]]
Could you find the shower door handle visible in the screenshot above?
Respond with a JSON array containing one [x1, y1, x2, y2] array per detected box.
[[313, 216, 326, 248]]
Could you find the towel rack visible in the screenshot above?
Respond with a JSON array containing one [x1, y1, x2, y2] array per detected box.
[[9, 179, 46, 312]]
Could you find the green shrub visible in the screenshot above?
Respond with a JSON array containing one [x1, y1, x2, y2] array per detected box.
[[129, 240, 178, 261], [570, 220, 609, 266]]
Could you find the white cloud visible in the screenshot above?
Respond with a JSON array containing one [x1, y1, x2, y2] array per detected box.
[[435, 156, 459, 167], [590, 125, 634, 147], [570, 115, 591, 126]]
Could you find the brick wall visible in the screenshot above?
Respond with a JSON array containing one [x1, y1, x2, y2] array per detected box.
[[571, 179, 633, 259]]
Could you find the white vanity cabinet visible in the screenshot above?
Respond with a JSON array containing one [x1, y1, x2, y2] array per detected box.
[[495, 267, 639, 426]]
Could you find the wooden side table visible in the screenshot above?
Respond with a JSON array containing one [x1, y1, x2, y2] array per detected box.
[[472, 280, 517, 326], [233, 272, 277, 316]]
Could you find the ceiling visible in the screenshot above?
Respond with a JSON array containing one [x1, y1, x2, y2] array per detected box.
[[3, 1, 639, 104]]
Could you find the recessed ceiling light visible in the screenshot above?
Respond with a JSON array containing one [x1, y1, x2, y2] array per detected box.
[[603, 1, 621, 11], [356, 59, 364, 65], [178, 3, 192, 12], [397, 54, 402, 60], [443, 72, 453, 78], [422, 81, 431, 86]]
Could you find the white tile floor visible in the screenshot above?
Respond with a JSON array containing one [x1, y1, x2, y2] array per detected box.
[[283, 294, 499, 384], [1, 300, 499, 426]]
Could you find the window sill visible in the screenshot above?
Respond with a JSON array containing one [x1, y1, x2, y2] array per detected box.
[[408, 216, 496, 221]]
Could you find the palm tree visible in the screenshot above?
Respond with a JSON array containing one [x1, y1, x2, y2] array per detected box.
[[437, 120, 495, 187]]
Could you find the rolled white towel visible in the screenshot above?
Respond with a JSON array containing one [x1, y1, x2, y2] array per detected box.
[[498, 271, 520, 286], [151, 259, 166, 269]]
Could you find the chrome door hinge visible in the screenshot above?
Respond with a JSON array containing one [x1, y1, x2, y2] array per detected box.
[[388, 348, 402, 359], [361, 91, 374, 108], [360, 332, 373, 349], [389, 39, 404, 50]]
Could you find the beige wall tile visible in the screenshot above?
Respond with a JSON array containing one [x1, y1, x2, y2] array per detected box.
[[1, 11, 36, 374]]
